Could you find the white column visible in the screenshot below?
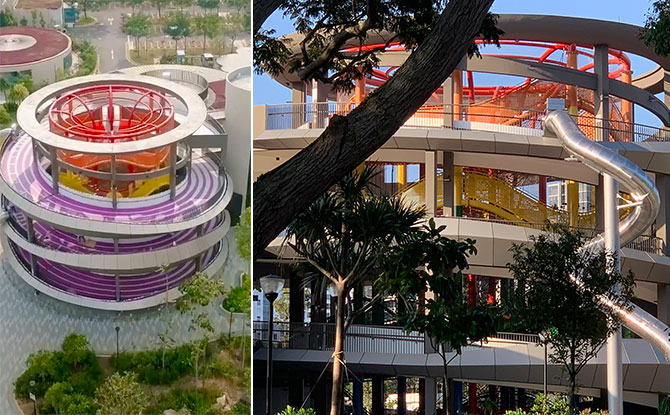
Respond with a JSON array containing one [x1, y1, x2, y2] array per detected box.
[[595, 43, 623, 415], [605, 174, 623, 415], [425, 151, 437, 217]]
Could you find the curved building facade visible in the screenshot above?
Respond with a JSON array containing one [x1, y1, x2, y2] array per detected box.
[[1, 74, 232, 311]]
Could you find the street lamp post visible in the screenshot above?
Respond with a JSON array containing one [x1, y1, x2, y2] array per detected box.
[[115, 326, 120, 364], [538, 333, 547, 397], [260, 275, 285, 415]]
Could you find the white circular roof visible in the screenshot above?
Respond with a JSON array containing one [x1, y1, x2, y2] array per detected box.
[[0, 34, 36, 52]]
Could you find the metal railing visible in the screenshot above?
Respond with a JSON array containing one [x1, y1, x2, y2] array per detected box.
[[253, 322, 541, 355], [265, 102, 670, 143], [455, 216, 665, 255]]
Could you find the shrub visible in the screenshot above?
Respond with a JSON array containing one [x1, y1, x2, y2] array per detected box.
[[145, 387, 221, 415], [113, 344, 193, 385], [0, 105, 11, 125], [73, 40, 97, 76], [14, 350, 68, 399], [227, 402, 251, 415], [277, 407, 316, 415]]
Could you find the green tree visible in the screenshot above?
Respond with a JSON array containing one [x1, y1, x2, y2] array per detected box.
[[0, 78, 9, 97], [640, 1, 670, 56], [78, 0, 104, 20], [278, 407, 316, 415], [222, 13, 244, 52], [150, 0, 170, 18], [222, 273, 251, 337], [123, 0, 145, 12], [236, 206, 251, 261], [122, 13, 151, 56], [224, 0, 247, 13], [380, 219, 499, 415], [660, 395, 670, 415], [61, 333, 93, 369], [173, 0, 194, 12], [8, 83, 29, 105], [286, 166, 424, 415], [0, 9, 16, 27], [0, 105, 11, 125], [164, 12, 192, 54], [508, 226, 634, 415], [94, 372, 146, 415], [19, 16, 27, 26], [252, 0, 501, 257], [194, 14, 221, 52], [197, 0, 220, 14], [177, 272, 226, 382]]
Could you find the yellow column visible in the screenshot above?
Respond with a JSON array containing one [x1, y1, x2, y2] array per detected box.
[[567, 180, 579, 227], [397, 164, 406, 185], [454, 166, 464, 217], [567, 45, 579, 118]]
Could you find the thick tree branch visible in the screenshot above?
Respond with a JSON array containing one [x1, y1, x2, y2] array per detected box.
[[253, 0, 284, 34], [254, 0, 495, 256]]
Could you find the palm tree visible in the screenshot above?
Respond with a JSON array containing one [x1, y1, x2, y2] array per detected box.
[[286, 165, 424, 415]]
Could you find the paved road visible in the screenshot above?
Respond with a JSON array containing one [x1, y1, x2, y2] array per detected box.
[[0, 230, 249, 414], [67, 4, 251, 74]]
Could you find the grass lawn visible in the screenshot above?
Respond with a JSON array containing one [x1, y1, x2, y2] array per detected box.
[[77, 16, 96, 26]]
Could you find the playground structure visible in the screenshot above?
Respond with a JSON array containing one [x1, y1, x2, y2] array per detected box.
[[253, 14, 670, 414], [0, 74, 233, 311]]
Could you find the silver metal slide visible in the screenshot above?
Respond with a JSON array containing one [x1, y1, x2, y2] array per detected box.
[[545, 110, 670, 359]]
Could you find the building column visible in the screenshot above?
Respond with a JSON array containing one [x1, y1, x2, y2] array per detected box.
[[292, 81, 307, 128], [312, 80, 331, 128], [658, 284, 670, 325], [452, 381, 463, 415], [353, 378, 364, 415], [454, 166, 464, 216], [594, 44, 610, 140], [453, 70, 463, 121], [398, 376, 407, 415], [441, 151, 454, 216], [664, 70, 670, 109], [538, 176, 547, 205], [426, 151, 437, 217], [443, 76, 453, 128], [372, 376, 385, 415], [656, 174, 670, 256], [424, 378, 437, 415], [595, 176, 605, 232]]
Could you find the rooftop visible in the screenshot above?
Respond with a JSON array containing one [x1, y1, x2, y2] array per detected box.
[[14, 0, 63, 9], [0, 26, 70, 67]]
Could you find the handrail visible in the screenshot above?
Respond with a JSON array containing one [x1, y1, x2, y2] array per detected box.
[[264, 102, 669, 142]]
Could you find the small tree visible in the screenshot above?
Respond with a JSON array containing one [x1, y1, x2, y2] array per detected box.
[[221, 273, 251, 338], [194, 14, 220, 52], [19, 16, 27, 26], [94, 372, 146, 415], [0, 9, 16, 27], [224, 0, 247, 13], [197, 0, 220, 14], [0, 105, 11, 125], [287, 166, 424, 415], [164, 12, 192, 54], [150, 0, 170, 19], [508, 225, 634, 415], [173, 0, 194, 12], [222, 13, 244, 53], [78, 0, 103, 20], [380, 219, 499, 415], [8, 83, 29, 105], [236, 206, 251, 262], [122, 13, 151, 56], [123, 0, 145, 12], [61, 333, 93, 370], [177, 271, 226, 382]]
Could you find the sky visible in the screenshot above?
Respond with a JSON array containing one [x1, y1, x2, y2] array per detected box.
[[253, 0, 663, 126]]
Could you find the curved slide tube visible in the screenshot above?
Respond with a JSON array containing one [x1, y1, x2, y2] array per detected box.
[[545, 110, 670, 359]]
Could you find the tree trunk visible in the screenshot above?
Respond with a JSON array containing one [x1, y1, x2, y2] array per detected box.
[[329, 286, 346, 415], [253, 0, 494, 256], [252, 0, 284, 34], [569, 374, 577, 415]]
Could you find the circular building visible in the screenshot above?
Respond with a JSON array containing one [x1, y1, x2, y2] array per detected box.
[[0, 74, 233, 310], [0, 26, 72, 85]]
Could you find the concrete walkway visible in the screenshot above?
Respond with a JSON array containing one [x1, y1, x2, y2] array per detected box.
[[0, 231, 249, 414]]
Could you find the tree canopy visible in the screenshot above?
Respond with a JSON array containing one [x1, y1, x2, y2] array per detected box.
[[641, 0, 670, 56], [507, 225, 634, 414]]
